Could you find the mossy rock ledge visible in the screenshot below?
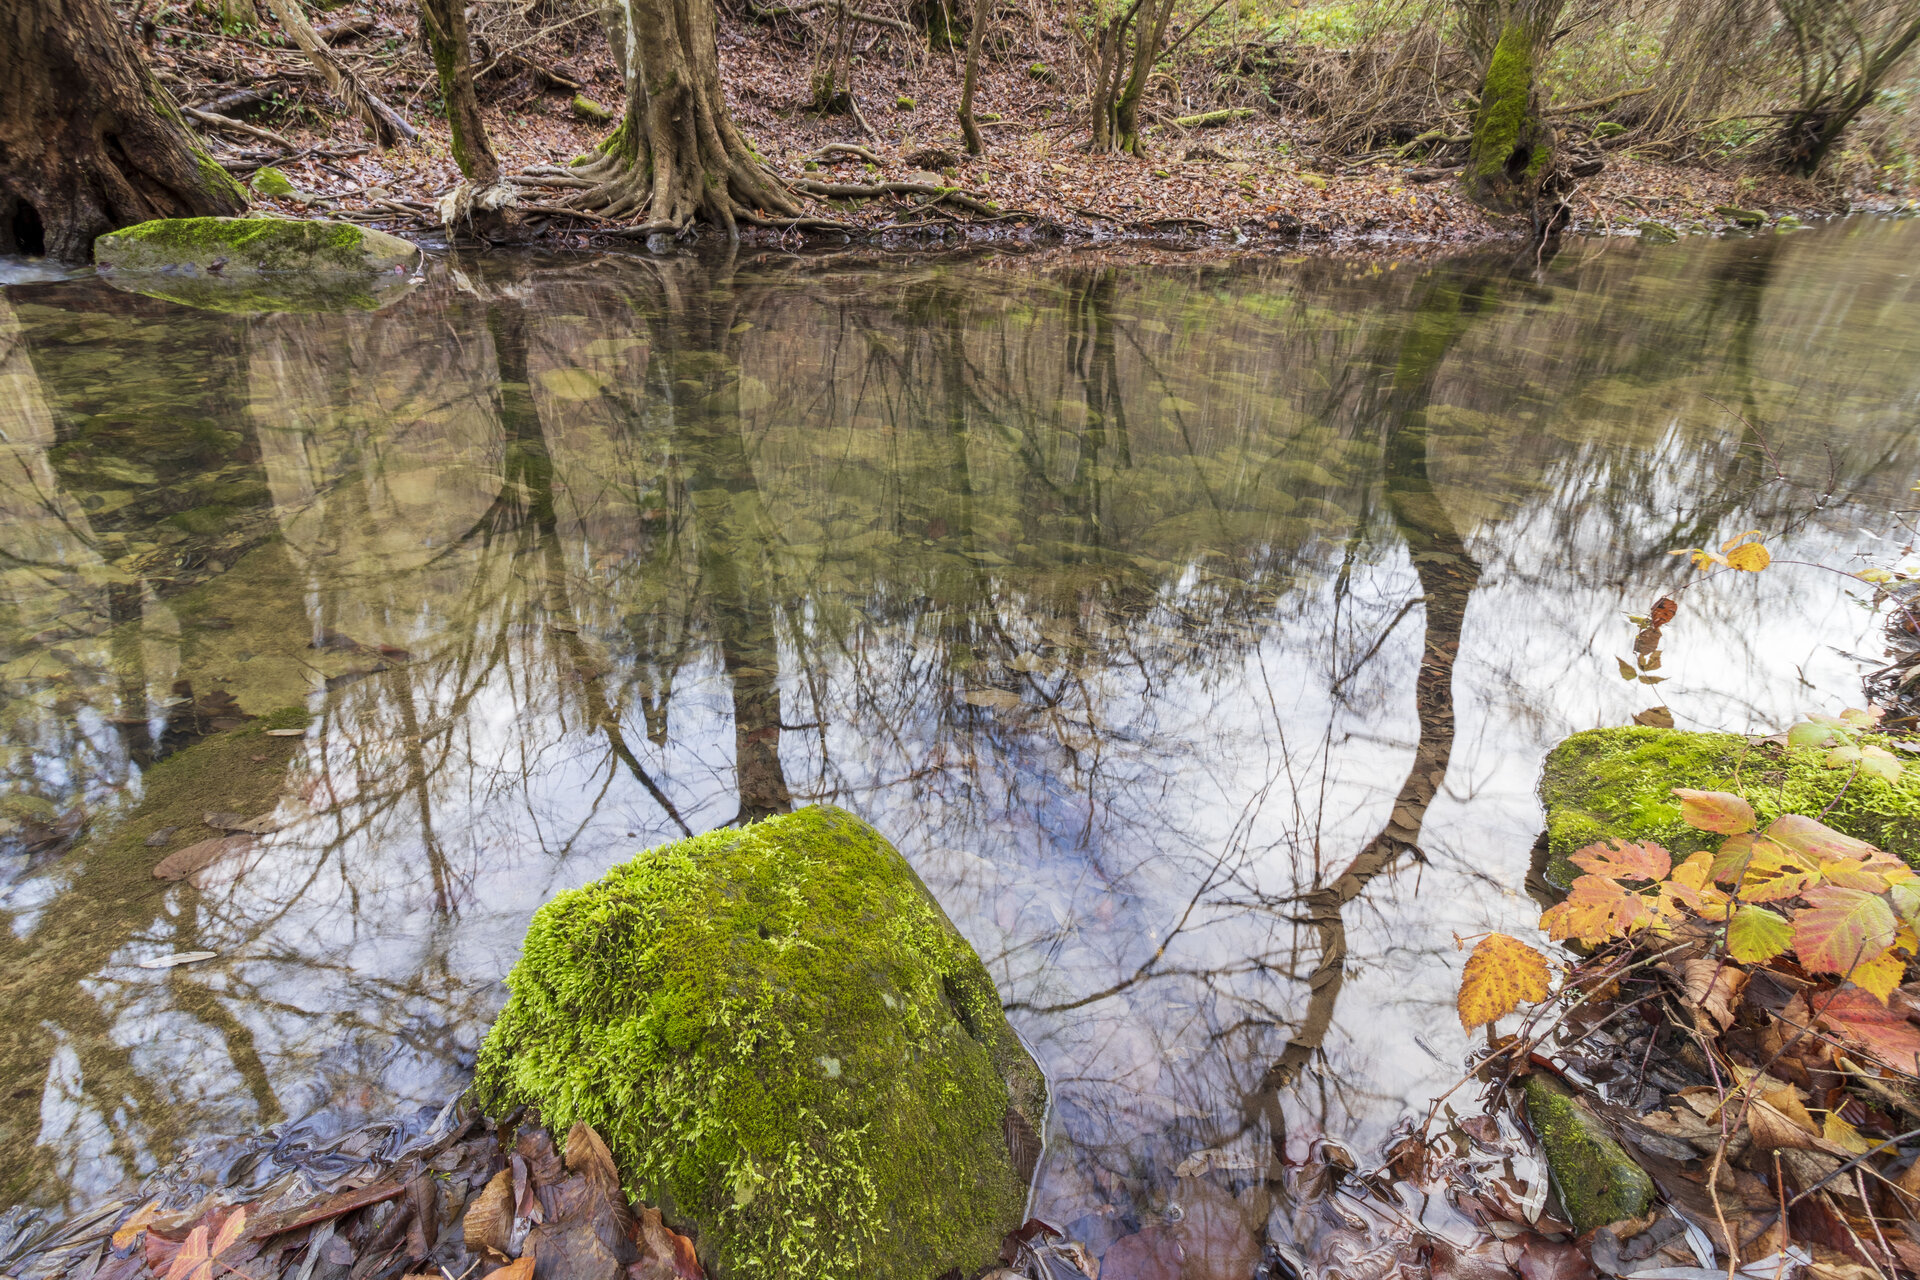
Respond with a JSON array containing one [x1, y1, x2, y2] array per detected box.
[[473, 805, 1047, 1280], [1522, 1074, 1654, 1232], [1539, 726, 1920, 888], [93, 217, 418, 313]]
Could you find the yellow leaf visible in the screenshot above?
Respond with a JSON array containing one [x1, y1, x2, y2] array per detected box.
[[1458, 933, 1552, 1031], [1720, 529, 1765, 553], [1726, 541, 1771, 572], [1849, 951, 1906, 1003], [112, 1201, 162, 1251], [1822, 1111, 1874, 1155]]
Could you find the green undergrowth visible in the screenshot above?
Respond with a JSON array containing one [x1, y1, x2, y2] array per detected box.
[[473, 805, 1045, 1280], [1540, 726, 1920, 886]]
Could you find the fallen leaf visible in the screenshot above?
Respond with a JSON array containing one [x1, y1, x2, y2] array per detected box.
[[161, 1226, 208, 1280], [1458, 933, 1552, 1031], [632, 1206, 703, 1280], [1516, 1235, 1596, 1280], [1765, 815, 1880, 863], [137, 951, 218, 969], [1668, 958, 1745, 1029], [490, 1258, 534, 1280], [113, 1201, 163, 1251], [1819, 1112, 1872, 1155], [153, 834, 253, 881], [1672, 789, 1756, 835], [1792, 887, 1899, 974], [463, 1169, 514, 1263], [1726, 905, 1793, 964], [1569, 839, 1672, 881], [1813, 987, 1920, 1075], [1633, 707, 1675, 728]]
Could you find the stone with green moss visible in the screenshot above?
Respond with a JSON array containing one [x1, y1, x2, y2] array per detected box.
[[248, 166, 300, 199], [1522, 1074, 1654, 1232], [93, 217, 419, 313], [1539, 726, 1920, 887], [474, 805, 1047, 1280], [95, 216, 416, 278]]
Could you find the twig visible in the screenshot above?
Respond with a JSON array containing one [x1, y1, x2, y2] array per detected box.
[[183, 105, 297, 150], [1546, 85, 1655, 116]]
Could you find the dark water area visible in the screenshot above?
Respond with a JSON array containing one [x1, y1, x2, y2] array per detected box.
[[2, 220, 1918, 1274]]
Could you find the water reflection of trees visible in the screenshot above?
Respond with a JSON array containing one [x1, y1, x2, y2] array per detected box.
[[0, 229, 1915, 1263]]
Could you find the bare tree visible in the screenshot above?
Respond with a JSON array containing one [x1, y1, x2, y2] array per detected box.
[[1770, 0, 1920, 173]]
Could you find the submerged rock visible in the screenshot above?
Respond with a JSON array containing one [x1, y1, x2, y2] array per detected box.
[[1522, 1073, 1654, 1232], [93, 216, 418, 312], [474, 805, 1047, 1280], [1539, 726, 1920, 887]]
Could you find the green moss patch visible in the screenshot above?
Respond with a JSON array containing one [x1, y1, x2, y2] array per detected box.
[[474, 806, 1045, 1280], [1540, 727, 1920, 886], [94, 217, 417, 279], [1522, 1074, 1654, 1232]]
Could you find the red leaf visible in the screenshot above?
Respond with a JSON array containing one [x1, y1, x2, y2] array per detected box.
[[1791, 886, 1899, 974], [1813, 986, 1920, 1075], [1765, 813, 1879, 862]]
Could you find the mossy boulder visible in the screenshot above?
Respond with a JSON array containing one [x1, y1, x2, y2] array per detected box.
[[1539, 727, 1920, 887], [1522, 1074, 1654, 1232], [247, 166, 301, 199], [474, 805, 1047, 1280], [96, 216, 416, 275]]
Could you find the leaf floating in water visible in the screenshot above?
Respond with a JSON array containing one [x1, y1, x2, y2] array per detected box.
[[203, 811, 280, 834], [138, 951, 218, 969], [153, 834, 252, 881], [263, 728, 306, 738]]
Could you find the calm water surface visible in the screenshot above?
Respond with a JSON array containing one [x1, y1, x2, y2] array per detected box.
[[2, 221, 1918, 1273]]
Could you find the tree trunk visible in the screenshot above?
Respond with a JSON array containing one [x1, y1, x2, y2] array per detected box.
[[258, 0, 416, 147], [957, 0, 986, 154], [418, 0, 499, 183], [567, 0, 797, 236], [1112, 0, 1174, 154], [0, 0, 247, 262], [1460, 4, 1563, 215]]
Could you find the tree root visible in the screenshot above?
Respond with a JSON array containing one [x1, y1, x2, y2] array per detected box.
[[791, 177, 1000, 217]]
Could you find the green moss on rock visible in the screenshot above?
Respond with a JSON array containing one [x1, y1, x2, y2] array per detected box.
[[474, 806, 1046, 1280], [1522, 1074, 1653, 1232], [94, 217, 416, 278], [248, 167, 300, 198], [1540, 726, 1920, 886]]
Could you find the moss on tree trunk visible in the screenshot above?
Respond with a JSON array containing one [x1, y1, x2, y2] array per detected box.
[[0, 0, 246, 262], [1461, 18, 1557, 213], [418, 0, 500, 184]]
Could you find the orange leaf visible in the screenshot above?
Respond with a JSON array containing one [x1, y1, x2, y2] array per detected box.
[[1541, 875, 1654, 944], [1813, 986, 1920, 1075], [1792, 886, 1899, 974], [1567, 839, 1671, 882], [113, 1202, 162, 1252], [1672, 789, 1756, 835], [162, 1226, 208, 1280], [1457, 933, 1552, 1031]]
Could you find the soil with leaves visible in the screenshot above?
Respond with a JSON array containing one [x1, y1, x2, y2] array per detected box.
[[124, 0, 1874, 251], [1451, 751, 1920, 1280]]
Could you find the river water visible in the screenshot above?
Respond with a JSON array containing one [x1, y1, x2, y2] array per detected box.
[[2, 220, 1917, 1275]]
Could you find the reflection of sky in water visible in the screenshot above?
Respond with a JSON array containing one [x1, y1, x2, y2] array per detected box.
[[1, 222, 1918, 1266]]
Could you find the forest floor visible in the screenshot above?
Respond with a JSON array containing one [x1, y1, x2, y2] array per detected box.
[[137, 0, 1898, 252]]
